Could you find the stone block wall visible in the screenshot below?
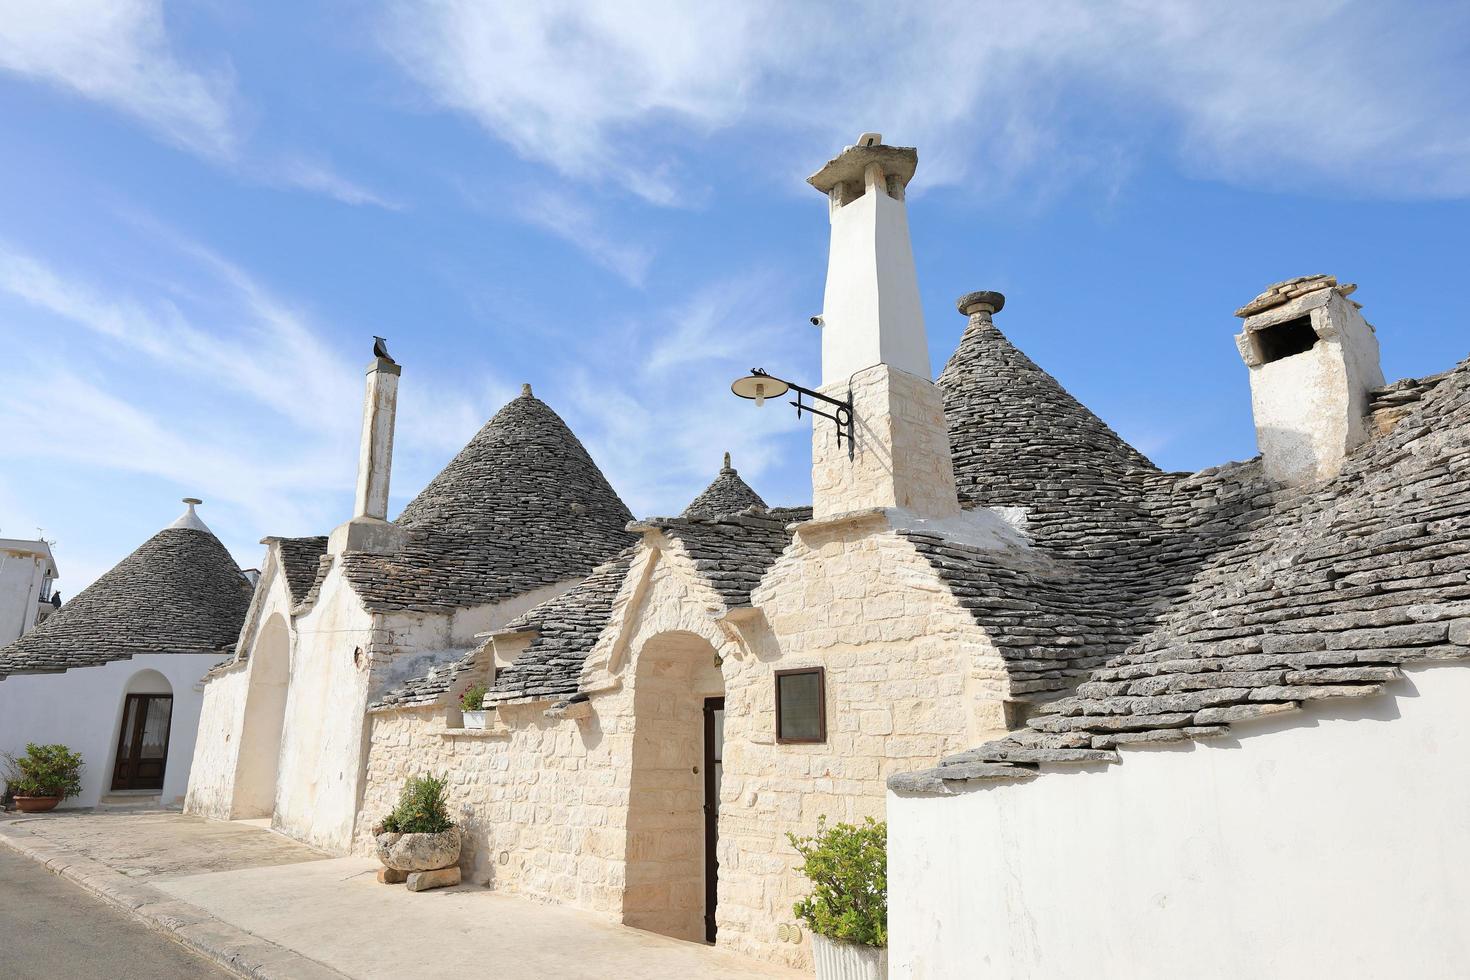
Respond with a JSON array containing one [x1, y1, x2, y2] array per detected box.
[[355, 520, 1010, 972], [812, 363, 960, 520]]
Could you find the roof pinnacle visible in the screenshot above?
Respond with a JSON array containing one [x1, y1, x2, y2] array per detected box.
[[521, 383, 533, 398]]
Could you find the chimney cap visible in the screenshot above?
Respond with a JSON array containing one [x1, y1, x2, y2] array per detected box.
[[808, 141, 917, 195], [957, 291, 1005, 317]]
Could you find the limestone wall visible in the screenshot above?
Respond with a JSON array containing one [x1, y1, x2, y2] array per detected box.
[[354, 523, 1008, 972], [183, 664, 249, 819]]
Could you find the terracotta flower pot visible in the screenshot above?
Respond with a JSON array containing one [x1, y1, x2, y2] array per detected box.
[[13, 796, 62, 813], [374, 827, 461, 872]]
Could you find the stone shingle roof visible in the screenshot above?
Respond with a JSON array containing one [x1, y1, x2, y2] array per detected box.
[[473, 501, 806, 707], [269, 535, 329, 605], [926, 309, 1219, 696], [893, 339, 1470, 794], [641, 506, 810, 609], [485, 548, 639, 704], [369, 644, 491, 711], [0, 526, 252, 677], [682, 454, 767, 518], [342, 389, 636, 612]]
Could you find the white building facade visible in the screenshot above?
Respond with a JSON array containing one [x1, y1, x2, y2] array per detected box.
[[0, 537, 58, 647]]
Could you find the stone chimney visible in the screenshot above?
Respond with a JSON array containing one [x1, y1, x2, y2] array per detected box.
[[806, 133, 960, 521], [1234, 275, 1384, 486], [330, 354, 404, 555]]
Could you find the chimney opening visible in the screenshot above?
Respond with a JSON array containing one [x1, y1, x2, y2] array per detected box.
[[1253, 315, 1318, 364]]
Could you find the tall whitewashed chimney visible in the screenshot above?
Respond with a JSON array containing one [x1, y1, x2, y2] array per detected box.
[[330, 353, 404, 555], [807, 133, 960, 521], [354, 355, 400, 520], [1234, 275, 1384, 486]]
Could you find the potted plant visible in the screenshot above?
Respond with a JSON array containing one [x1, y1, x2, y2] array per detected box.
[[788, 817, 888, 980], [460, 682, 489, 730], [3, 743, 85, 813], [372, 774, 460, 872]]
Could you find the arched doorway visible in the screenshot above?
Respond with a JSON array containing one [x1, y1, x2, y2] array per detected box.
[[112, 670, 173, 792], [622, 631, 726, 944], [233, 613, 290, 818]]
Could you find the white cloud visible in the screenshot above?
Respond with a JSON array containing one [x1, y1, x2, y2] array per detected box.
[[0, 2, 400, 210], [555, 271, 813, 517], [270, 157, 406, 211], [0, 0, 235, 157], [0, 231, 511, 588], [380, 0, 1470, 200], [511, 186, 652, 286]]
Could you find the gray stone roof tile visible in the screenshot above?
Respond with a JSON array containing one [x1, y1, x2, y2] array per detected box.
[[642, 506, 810, 609], [895, 342, 1470, 793], [682, 455, 767, 519], [0, 527, 252, 677], [486, 548, 639, 704], [343, 391, 636, 612]]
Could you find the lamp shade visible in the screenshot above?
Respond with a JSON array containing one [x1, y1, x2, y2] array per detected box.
[[731, 373, 791, 402]]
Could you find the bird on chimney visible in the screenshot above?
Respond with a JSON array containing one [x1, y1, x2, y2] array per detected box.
[[373, 336, 395, 363]]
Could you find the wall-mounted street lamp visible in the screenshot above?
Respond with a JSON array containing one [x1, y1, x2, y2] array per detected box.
[[730, 368, 854, 459]]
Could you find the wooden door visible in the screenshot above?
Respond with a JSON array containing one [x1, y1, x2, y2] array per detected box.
[[703, 696, 725, 943], [111, 694, 172, 791]]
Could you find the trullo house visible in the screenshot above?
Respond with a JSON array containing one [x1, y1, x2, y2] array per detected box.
[[0, 500, 251, 809], [186, 131, 1469, 976]]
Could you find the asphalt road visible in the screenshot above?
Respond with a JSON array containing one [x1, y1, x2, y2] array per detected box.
[[0, 847, 228, 979]]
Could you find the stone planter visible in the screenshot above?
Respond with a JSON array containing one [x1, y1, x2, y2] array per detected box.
[[462, 710, 487, 730], [373, 827, 461, 872], [812, 934, 887, 980], [12, 796, 61, 813]]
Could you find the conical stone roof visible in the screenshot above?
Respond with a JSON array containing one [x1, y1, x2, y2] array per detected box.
[[682, 453, 767, 518], [342, 386, 637, 612], [0, 513, 252, 677], [937, 306, 1157, 513]]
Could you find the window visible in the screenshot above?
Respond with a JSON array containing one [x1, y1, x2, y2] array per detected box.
[[775, 667, 826, 744]]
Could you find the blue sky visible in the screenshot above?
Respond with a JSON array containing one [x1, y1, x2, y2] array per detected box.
[[2, 1, 1467, 594]]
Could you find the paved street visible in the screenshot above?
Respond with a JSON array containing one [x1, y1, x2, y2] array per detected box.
[[0, 847, 227, 979], [0, 811, 802, 979]]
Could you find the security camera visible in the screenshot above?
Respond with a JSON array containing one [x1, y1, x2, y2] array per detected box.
[[810, 314, 824, 327]]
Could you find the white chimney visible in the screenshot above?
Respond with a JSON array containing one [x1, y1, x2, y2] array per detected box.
[[354, 355, 400, 521], [330, 353, 404, 555], [1234, 275, 1385, 486], [807, 134, 960, 521]]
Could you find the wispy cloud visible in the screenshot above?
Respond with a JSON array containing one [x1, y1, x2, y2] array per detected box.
[[511, 186, 652, 286], [557, 271, 812, 516], [0, 229, 509, 586], [0, 0, 236, 158], [0, 0, 399, 210], [269, 156, 406, 211], [380, 0, 1470, 201]]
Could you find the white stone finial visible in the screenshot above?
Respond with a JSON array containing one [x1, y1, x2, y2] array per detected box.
[[521, 383, 533, 398], [170, 497, 212, 533]]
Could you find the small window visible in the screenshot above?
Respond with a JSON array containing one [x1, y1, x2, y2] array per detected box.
[[1254, 315, 1318, 363], [775, 667, 826, 744]]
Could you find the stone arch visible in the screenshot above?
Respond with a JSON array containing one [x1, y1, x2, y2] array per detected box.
[[622, 630, 726, 944], [233, 612, 291, 818]]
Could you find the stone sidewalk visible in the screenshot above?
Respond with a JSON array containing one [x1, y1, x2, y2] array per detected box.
[[0, 810, 803, 979]]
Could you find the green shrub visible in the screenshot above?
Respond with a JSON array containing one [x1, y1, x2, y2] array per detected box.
[[787, 817, 887, 948], [4, 743, 85, 800], [460, 683, 488, 712], [376, 774, 454, 834]]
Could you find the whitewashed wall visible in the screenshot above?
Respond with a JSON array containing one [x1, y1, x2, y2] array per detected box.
[[889, 664, 1470, 979], [0, 653, 219, 808]]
